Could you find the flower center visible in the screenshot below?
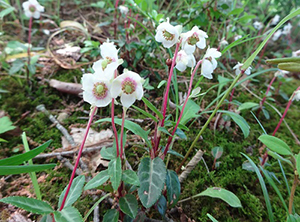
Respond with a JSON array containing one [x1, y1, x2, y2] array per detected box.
[[93, 82, 108, 99], [121, 77, 136, 95], [162, 30, 175, 41], [29, 5, 36, 13], [101, 57, 114, 69], [187, 33, 199, 45]]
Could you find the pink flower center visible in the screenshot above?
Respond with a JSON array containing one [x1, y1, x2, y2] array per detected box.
[[93, 82, 108, 99], [121, 77, 136, 95]]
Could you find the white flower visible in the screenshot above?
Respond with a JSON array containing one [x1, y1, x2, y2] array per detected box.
[[119, 5, 129, 15], [282, 23, 292, 35], [201, 48, 221, 79], [234, 35, 242, 41], [111, 70, 144, 108], [253, 21, 264, 31], [181, 26, 208, 54], [293, 90, 300, 101], [272, 29, 282, 41], [275, 69, 289, 77], [292, 49, 300, 57], [233, 62, 251, 76], [175, 50, 196, 72], [155, 19, 182, 48], [92, 40, 123, 79], [81, 74, 112, 107], [271, 15, 280, 26], [22, 0, 44, 19], [219, 38, 228, 48]]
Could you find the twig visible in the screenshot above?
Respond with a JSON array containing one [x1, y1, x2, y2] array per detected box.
[[36, 104, 76, 147], [178, 149, 204, 183]]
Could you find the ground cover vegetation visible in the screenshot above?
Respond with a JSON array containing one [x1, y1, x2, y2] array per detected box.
[[0, 0, 300, 221]]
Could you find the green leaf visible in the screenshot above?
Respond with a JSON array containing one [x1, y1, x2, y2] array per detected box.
[[53, 206, 83, 222], [175, 128, 187, 139], [179, 100, 201, 125], [40, 214, 52, 222], [219, 111, 250, 138], [9, 59, 24, 75], [132, 105, 158, 122], [156, 195, 167, 216], [142, 97, 163, 120], [268, 151, 293, 167], [119, 194, 138, 219], [122, 170, 140, 186], [241, 153, 274, 221], [83, 194, 110, 221], [167, 149, 184, 158], [0, 140, 52, 166], [103, 209, 119, 222], [84, 170, 110, 190], [58, 175, 85, 208], [193, 187, 242, 208], [166, 170, 180, 207], [207, 213, 219, 222], [108, 157, 122, 191], [228, 8, 243, 15], [296, 154, 300, 179], [90, 1, 105, 8], [211, 147, 223, 159], [138, 157, 166, 208], [266, 57, 300, 64], [0, 7, 15, 19], [157, 80, 166, 89], [0, 116, 16, 134], [278, 62, 300, 72], [158, 126, 172, 137], [238, 102, 259, 111], [0, 164, 56, 175], [258, 134, 292, 155], [96, 118, 151, 147], [100, 147, 116, 160], [0, 196, 53, 214]]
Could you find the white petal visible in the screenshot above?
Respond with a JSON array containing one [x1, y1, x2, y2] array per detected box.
[[81, 74, 94, 91], [196, 38, 206, 49], [135, 83, 144, 100], [111, 79, 122, 98], [211, 58, 218, 70], [121, 93, 136, 108], [24, 10, 32, 18], [83, 91, 96, 105], [22, 1, 30, 10], [183, 43, 195, 54], [201, 59, 214, 79], [94, 92, 112, 107], [155, 32, 165, 42], [187, 54, 196, 67], [32, 11, 40, 19], [176, 62, 186, 72], [100, 42, 118, 59]]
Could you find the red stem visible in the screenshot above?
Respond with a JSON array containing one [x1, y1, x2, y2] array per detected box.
[[27, 16, 33, 80], [59, 107, 98, 211], [228, 87, 235, 110], [257, 76, 277, 116], [162, 60, 202, 159], [120, 108, 126, 158], [111, 99, 119, 157], [161, 40, 182, 127], [153, 40, 182, 154]]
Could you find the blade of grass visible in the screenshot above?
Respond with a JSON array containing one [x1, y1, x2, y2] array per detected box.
[[22, 132, 41, 200], [83, 193, 111, 221], [241, 153, 274, 222], [259, 166, 289, 212]]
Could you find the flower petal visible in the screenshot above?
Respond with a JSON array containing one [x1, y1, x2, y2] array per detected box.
[[121, 93, 136, 108]]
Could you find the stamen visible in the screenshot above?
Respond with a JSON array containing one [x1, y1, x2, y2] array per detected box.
[[93, 82, 108, 99], [121, 77, 137, 94]]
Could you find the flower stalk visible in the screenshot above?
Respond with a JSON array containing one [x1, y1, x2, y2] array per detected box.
[[26, 16, 33, 81], [162, 60, 202, 159], [59, 106, 98, 211], [257, 75, 277, 116]]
